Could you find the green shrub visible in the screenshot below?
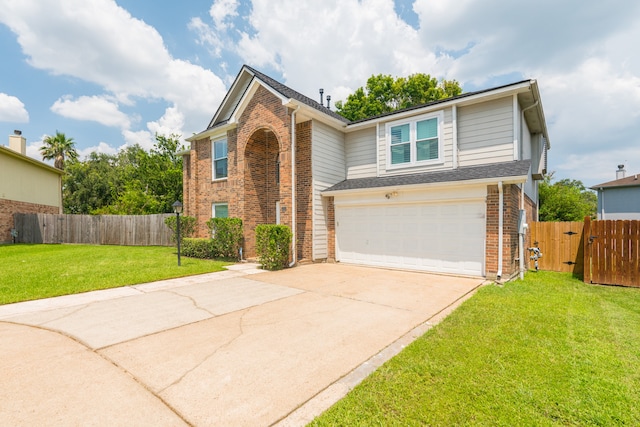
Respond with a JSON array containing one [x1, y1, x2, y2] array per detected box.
[[206, 217, 243, 260], [164, 215, 197, 244], [181, 238, 214, 259], [255, 224, 292, 270]]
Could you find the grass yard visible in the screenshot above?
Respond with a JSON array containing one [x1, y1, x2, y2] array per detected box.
[[311, 272, 640, 426], [0, 244, 231, 305]]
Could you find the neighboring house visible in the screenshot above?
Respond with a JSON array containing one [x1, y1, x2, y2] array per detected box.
[[184, 65, 550, 280], [591, 165, 640, 220], [0, 131, 63, 243]]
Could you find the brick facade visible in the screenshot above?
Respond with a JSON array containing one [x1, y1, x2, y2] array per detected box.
[[0, 199, 59, 243], [295, 120, 313, 261], [183, 86, 314, 262], [485, 184, 538, 280]]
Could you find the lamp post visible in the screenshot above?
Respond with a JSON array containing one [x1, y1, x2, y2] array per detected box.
[[172, 201, 183, 266]]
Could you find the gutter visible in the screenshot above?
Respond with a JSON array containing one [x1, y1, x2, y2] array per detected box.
[[322, 174, 529, 197]]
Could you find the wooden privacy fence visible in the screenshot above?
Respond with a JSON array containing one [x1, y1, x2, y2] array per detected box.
[[530, 219, 640, 287], [13, 213, 174, 246], [583, 217, 640, 287], [529, 221, 584, 276]]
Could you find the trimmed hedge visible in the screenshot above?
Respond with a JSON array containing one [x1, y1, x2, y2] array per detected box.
[[206, 217, 243, 260], [164, 215, 197, 244], [255, 224, 292, 270], [181, 238, 214, 259]]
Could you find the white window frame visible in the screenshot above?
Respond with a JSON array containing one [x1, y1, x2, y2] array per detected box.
[[212, 137, 228, 180], [212, 203, 229, 218], [385, 111, 444, 170]]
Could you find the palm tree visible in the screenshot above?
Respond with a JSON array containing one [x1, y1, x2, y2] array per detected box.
[[40, 131, 79, 170]]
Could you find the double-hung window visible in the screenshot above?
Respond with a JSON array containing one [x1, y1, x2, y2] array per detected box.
[[213, 138, 228, 179], [387, 113, 442, 167], [212, 203, 228, 218]]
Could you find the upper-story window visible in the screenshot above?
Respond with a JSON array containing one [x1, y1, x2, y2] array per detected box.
[[387, 112, 443, 168], [213, 138, 228, 179]]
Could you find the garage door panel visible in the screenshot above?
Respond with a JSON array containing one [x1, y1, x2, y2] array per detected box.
[[336, 200, 485, 276]]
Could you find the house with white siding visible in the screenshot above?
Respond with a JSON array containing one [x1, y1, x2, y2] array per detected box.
[[183, 65, 550, 280]]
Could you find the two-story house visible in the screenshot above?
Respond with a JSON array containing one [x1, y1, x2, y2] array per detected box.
[[183, 66, 550, 280], [0, 131, 64, 243]]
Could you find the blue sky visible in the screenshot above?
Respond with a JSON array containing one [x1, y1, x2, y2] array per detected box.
[[1, 0, 639, 187]]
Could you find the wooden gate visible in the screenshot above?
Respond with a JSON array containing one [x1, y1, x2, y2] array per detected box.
[[529, 221, 584, 276], [584, 217, 640, 287]]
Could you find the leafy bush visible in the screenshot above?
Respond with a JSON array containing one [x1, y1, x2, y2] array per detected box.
[[181, 238, 214, 259], [255, 224, 292, 270], [206, 217, 243, 260], [164, 215, 197, 244]]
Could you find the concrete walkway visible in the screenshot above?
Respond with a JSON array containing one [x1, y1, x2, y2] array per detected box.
[[0, 263, 485, 426]]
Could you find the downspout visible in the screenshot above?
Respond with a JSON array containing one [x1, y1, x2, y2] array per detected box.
[[517, 99, 539, 280], [519, 184, 525, 280], [497, 181, 504, 280], [289, 104, 300, 267]]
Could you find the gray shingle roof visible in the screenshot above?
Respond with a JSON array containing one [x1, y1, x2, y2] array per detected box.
[[245, 65, 351, 124], [323, 160, 532, 193], [591, 173, 640, 189]]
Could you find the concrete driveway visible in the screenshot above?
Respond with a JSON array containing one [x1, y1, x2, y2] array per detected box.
[[0, 263, 485, 426]]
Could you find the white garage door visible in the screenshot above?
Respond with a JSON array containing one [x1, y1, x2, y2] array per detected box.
[[335, 201, 485, 276]]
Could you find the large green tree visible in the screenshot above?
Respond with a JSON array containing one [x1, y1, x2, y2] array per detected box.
[[538, 173, 597, 221], [40, 130, 78, 170], [335, 73, 463, 121], [63, 134, 184, 215]]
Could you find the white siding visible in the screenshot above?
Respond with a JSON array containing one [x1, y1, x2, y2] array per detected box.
[[521, 118, 537, 202], [521, 112, 532, 161], [458, 97, 514, 167], [377, 107, 454, 177], [345, 127, 377, 179], [311, 120, 346, 260]]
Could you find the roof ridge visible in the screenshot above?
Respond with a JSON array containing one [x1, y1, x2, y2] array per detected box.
[[244, 65, 351, 124]]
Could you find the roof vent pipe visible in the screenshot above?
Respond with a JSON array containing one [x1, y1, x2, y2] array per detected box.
[[319, 88, 324, 106], [326, 95, 331, 110], [616, 164, 626, 180]]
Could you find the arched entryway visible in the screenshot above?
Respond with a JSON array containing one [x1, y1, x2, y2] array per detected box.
[[243, 128, 283, 258]]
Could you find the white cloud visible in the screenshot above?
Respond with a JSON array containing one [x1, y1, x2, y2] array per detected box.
[[121, 107, 185, 151], [209, 0, 239, 30], [146, 106, 185, 139], [227, 0, 640, 187], [233, 0, 441, 103], [26, 140, 43, 162], [189, 17, 223, 56], [0, 0, 227, 141], [0, 93, 29, 123], [122, 129, 155, 151], [77, 141, 118, 160], [51, 95, 131, 128]]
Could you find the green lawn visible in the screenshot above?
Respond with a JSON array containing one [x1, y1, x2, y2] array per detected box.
[[311, 272, 640, 426], [0, 244, 231, 305]]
